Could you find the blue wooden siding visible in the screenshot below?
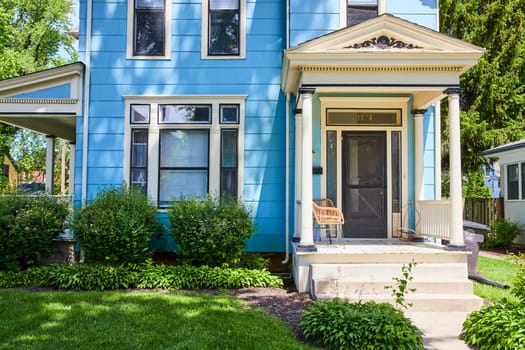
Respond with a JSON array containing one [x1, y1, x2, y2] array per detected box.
[[77, 0, 287, 252], [8, 83, 71, 99]]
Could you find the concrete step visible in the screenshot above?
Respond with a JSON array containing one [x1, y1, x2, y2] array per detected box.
[[310, 262, 468, 282], [313, 280, 475, 297]]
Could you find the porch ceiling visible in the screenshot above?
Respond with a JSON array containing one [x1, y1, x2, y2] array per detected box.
[[281, 14, 485, 104], [0, 114, 76, 142]]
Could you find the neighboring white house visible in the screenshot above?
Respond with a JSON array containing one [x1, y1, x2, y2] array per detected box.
[[482, 140, 525, 244]]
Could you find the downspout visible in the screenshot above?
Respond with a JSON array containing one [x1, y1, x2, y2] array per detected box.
[[81, 0, 93, 205], [282, 92, 291, 264], [281, 0, 291, 265]]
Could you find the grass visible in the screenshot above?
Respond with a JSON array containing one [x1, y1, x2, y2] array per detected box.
[[0, 289, 314, 350], [473, 255, 521, 303]]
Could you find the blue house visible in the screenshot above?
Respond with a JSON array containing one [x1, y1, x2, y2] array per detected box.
[[0, 0, 485, 311]]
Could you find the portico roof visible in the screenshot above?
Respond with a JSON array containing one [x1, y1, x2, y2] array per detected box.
[[281, 14, 485, 108], [0, 62, 84, 142]]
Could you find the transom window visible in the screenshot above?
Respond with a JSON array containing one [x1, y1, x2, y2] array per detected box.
[[127, 0, 171, 58], [125, 97, 245, 207], [507, 162, 525, 200], [347, 0, 378, 26], [202, 0, 246, 59]]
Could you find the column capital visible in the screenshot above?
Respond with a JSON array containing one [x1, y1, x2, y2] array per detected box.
[[444, 87, 463, 95], [298, 86, 316, 95], [412, 109, 427, 117]]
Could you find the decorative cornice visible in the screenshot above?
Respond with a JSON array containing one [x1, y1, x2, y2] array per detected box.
[[444, 87, 463, 95], [299, 66, 463, 73], [345, 35, 422, 49], [0, 98, 79, 104]]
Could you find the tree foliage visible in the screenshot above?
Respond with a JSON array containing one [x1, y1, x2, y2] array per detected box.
[[440, 0, 525, 175], [0, 0, 76, 164]]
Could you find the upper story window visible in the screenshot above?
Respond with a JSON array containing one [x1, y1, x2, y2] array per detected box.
[[347, 0, 378, 26], [202, 0, 246, 59], [127, 0, 171, 59]]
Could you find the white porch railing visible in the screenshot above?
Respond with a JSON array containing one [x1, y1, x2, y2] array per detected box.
[[417, 200, 450, 240]]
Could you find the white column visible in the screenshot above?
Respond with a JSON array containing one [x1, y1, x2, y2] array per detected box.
[[446, 88, 465, 247], [45, 136, 56, 194], [294, 109, 302, 239], [69, 143, 76, 197], [413, 109, 426, 202], [298, 87, 315, 250]]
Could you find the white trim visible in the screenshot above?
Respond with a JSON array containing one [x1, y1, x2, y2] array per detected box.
[[123, 95, 246, 206], [319, 96, 409, 238], [201, 0, 246, 60], [126, 0, 172, 60]]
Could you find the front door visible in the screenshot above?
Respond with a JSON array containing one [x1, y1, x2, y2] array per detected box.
[[342, 132, 387, 238]]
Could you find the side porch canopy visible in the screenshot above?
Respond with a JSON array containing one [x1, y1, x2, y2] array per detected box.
[[281, 14, 485, 250], [0, 62, 84, 193]]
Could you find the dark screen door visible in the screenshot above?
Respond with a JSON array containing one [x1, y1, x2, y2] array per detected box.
[[342, 132, 387, 238]]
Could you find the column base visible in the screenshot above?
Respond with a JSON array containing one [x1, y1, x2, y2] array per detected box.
[[444, 244, 469, 252], [291, 236, 301, 243], [296, 244, 317, 252]]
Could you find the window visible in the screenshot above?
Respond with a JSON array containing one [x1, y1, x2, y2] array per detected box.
[[202, 0, 246, 59], [128, 0, 171, 58], [2, 164, 9, 178], [507, 162, 525, 200], [125, 97, 244, 207], [347, 0, 378, 26]]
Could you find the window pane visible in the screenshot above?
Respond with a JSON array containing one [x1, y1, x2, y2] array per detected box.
[[159, 105, 211, 123], [221, 168, 237, 198], [131, 104, 150, 124], [160, 130, 209, 167], [220, 105, 239, 123], [136, 0, 164, 9], [210, 0, 239, 10], [522, 163, 525, 199], [347, 0, 377, 26], [131, 169, 147, 193], [159, 170, 208, 206], [221, 129, 237, 197], [130, 129, 148, 194], [508, 164, 519, 200], [209, 12, 239, 55], [134, 11, 165, 56]]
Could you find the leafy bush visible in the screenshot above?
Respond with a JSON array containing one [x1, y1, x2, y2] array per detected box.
[[513, 265, 525, 303], [0, 193, 69, 270], [483, 219, 520, 249], [462, 302, 525, 350], [300, 299, 424, 350], [168, 196, 254, 267], [74, 187, 163, 264], [0, 262, 283, 290], [238, 253, 271, 270]]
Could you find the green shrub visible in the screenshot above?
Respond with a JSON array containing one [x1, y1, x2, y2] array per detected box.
[[168, 196, 254, 267], [238, 253, 271, 270], [74, 187, 163, 264], [462, 302, 525, 350], [0, 263, 283, 290], [512, 265, 525, 303], [0, 193, 69, 270], [300, 299, 424, 350], [483, 219, 521, 249]]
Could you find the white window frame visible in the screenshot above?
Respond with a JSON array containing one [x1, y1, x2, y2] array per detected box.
[[124, 95, 246, 207], [340, 0, 385, 28], [201, 0, 246, 59], [506, 162, 525, 201], [127, 0, 172, 59]]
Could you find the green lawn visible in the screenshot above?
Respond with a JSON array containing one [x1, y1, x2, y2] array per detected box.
[[473, 255, 521, 303], [0, 289, 314, 350]]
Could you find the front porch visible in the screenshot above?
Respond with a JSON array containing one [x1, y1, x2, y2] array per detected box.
[[293, 239, 483, 312]]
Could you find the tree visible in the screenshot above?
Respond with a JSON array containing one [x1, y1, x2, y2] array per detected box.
[[440, 0, 525, 178], [0, 0, 76, 162]]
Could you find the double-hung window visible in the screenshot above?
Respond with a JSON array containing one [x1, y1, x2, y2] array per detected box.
[[506, 162, 525, 200], [202, 0, 246, 59], [347, 0, 378, 26], [125, 97, 244, 208], [128, 0, 171, 58]]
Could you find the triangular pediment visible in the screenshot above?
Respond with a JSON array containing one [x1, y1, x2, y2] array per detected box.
[[288, 14, 482, 54]]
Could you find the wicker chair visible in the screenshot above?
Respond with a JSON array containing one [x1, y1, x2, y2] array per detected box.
[[312, 198, 344, 244]]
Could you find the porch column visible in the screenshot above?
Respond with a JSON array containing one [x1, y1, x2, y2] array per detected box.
[[293, 108, 302, 240], [69, 143, 76, 197], [298, 87, 316, 251], [45, 136, 56, 194], [446, 88, 466, 248], [413, 109, 426, 202]]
